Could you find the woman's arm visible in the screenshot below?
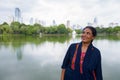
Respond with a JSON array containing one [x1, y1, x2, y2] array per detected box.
[[61, 69, 65, 80]]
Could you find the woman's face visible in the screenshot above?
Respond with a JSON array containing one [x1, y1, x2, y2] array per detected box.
[[81, 28, 95, 43]]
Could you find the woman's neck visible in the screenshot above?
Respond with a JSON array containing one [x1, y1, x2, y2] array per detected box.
[[82, 42, 91, 47], [81, 42, 91, 52]]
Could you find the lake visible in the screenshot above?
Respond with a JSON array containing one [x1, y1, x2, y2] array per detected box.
[[0, 35, 120, 80]]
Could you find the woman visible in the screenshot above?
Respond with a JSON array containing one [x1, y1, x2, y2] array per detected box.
[[61, 26, 103, 80]]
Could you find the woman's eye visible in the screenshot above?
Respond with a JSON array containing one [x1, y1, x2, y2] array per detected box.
[[87, 32, 90, 34]]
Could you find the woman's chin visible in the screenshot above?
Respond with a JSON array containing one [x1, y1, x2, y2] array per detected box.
[[82, 41, 91, 44]]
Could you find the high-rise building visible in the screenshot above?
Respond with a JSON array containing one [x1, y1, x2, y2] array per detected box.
[[15, 8, 21, 22], [93, 17, 98, 27], [52, 20, 56, 26], [66, 20, 70, 28], [30, 18, 34, 25], [94, 17, 97, 24], [87, 22, 93, 26]]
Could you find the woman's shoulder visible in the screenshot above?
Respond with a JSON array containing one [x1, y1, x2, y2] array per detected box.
[[92, 46, 101, 57], [92, 46, 100, 52], [70, 42, 80, 47], [71, 42, 79, 45], [68, 42, 80, 49]]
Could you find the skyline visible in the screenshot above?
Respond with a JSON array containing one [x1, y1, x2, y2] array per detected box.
[[0, 0, 120, 27]]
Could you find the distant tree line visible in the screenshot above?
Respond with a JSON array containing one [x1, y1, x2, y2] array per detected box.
[[0, 22, 72, 35], [0, 22, 120, 35], [96, 26, 120, 35], [75, 26, 120, 35]]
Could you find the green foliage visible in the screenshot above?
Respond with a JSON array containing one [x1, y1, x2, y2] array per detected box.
[[10, 21, 21, 33], [67, 28, 72, 33], [1, 22, 120, 35], [0, 24, 3, 34], [9, 22, 71, 35], [57, 24, 67, 34], [43, 24, 72, 34], [0, 22, 12, 34], [75, 29, 82, 34], [113, 26, 120, 33], [96, 26, 120, 35]]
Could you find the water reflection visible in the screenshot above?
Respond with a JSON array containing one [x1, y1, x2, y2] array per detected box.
[[16, 48, 23, 60], [0, 35, 120, 80], [94, 38, 120, 80]]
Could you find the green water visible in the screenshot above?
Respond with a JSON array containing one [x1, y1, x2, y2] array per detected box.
[[0, 35, 120, 80]]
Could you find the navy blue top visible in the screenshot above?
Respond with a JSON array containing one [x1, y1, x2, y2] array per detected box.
[[61, 42, 103, 80]]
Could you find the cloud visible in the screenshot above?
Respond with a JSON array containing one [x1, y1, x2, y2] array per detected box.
[[0, 0, 120, 27]]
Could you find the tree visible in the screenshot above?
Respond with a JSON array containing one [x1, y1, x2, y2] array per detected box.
[[10, 21, 21, 34], [57, 24, 67, 34], [113, 26, 120, 34], [75, 29, 82, 34], [0, 22, 12, 34]]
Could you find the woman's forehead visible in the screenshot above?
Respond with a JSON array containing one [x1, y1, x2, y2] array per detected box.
[[83, 28, 92, 32]]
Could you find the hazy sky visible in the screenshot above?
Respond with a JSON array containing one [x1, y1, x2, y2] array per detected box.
[[0, 0, 120, 27]]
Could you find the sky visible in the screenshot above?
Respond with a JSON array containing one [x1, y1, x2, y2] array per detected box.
[[0, 0, 120, 27]]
